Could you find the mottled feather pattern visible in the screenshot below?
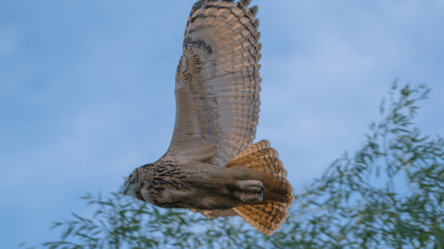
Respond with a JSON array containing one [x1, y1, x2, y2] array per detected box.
[[124, 0, 294, 236], [227, 140, 294, 235], [164, 0, 263, 167]]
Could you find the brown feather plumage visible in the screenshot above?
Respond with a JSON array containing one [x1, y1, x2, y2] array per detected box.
[[123, 0, 294, 236]]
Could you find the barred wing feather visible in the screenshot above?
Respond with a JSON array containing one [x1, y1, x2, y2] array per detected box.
[[163, 0, 262, 167]]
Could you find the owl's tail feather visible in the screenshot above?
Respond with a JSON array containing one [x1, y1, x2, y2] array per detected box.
[[225, 140, 294, 236]]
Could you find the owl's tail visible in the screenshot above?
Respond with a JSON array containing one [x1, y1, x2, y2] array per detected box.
[[225, 140, 294, 236]]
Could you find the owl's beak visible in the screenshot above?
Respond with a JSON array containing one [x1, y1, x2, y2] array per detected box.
[[123, 169, 139, 196]]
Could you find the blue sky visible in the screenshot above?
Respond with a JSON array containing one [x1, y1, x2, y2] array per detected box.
[[1, 0, 443, 247]]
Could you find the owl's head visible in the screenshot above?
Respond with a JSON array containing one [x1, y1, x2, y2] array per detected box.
[[123, 164, 155, 203], [123, 167, 144, 200]]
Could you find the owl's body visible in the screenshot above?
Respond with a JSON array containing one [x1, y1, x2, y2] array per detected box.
[[124, 0, 294, 235], [132, 161, 262, 210]]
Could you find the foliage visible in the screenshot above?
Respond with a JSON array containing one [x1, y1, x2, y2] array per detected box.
[[287, 82, 444, 249], [39, 192, 261, 249], [33, 82, 444, 249]]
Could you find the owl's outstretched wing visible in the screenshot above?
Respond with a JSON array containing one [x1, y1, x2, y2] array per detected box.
[[163, 0, 262, 167]]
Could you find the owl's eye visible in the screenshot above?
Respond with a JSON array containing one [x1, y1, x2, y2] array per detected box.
[[128, 174, 134, 183]]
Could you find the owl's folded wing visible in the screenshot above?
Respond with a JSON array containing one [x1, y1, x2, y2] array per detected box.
[[162, 0, 263, 167]]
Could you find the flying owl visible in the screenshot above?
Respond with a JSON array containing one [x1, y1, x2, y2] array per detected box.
[[124, 0, 294, 235]]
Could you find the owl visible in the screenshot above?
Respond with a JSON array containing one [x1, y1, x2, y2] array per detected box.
[[124, 0, 294, 235]]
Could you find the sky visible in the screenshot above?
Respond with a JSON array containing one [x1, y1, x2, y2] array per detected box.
[[1, 0, 443, 247]]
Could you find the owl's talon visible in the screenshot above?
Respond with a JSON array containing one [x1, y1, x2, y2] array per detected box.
[[236, 180, 264, 192], [234, 190, 263, 204], [232, 180, 264, 204]]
